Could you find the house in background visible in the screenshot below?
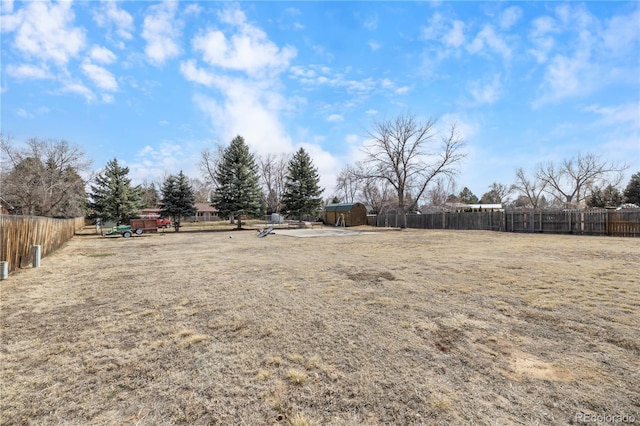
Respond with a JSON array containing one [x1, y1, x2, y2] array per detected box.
[[140, 203, 219, 222], [443, 202, 503, 212], [193, 203, 218, 222]]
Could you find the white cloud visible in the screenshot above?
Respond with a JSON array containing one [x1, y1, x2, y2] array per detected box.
[[530, 15, 557, 38], [128, 142, 198, 184], [289, 64, 397, 99], [191, 9, 296, 77], [439, 113, 478, 141], [3, 1, 85, 65], [535, 53, 590, 106], [327, 114, 343, 122], [142, 1, 181, 66], [381, 78, 393, 89], [89, 45, 117, 64], [2, 0, 13, 14], [17, 108, 32, 118], [420, 12, 445, 41], [101, 93, 114, 103], [94, 0, 134, 40], [81, 62, 118, 91], [528, 23, 556, 64], [59, 80, 95, 103], [467, 25, 512, 60], [533, 6, 640, 106], [184, 4, 202, 17], [366, 109, 378, 115], [180, 59, 219, 87], [363, 13, 378, 31], [6, 63, 52, 79], [192, 82, 295, 157], [601, 9, 640, 57], [345, 134, 360, 145], [278, 7, 304, 31], [443, 20, 465, 48], [583, 103, 640, 126], [500, 6, 522, 31], [468, 75, 502, 105], [368, 40, 381, 51], [395, 86, 410, 95], [290, 66, 316, 79]]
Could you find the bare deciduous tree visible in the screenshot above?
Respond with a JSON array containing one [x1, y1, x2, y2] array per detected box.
[[360, 177, 393, 214], [513, 168, 547, 209], [335, 165, 361, 204], [258, 153, 289, 213], [189, 177, 209, 203], [0, 136, 91, 217], [480, 182, 514, 204], [537, 153, 627, 208], [362, 114, 465, 228], [426, 177, 454, 209], [200, 144, 225, 188]]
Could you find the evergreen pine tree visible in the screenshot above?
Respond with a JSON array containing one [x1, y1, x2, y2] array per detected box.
[[587, 184, 623, 208], [458, 187, 479, 204], [88, 158, 142, 224], [160, 171, 197, 231], [623, 172, 640, 205], [212, 136, 262, 229], [282, 148, 324, 221]]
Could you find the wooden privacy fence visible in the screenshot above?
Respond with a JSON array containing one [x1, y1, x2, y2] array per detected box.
[[0, 216, 85, 273], [371, 209, 640, 237]]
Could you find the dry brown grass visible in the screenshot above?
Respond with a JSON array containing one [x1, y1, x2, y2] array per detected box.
[[1, 226, 638, 425]]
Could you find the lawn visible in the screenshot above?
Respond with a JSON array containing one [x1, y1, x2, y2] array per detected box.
[[1, 226, 638, 425]]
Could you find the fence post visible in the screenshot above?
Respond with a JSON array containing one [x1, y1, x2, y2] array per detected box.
[[32, 245, 42, 268], [0, 261, 8, 280]]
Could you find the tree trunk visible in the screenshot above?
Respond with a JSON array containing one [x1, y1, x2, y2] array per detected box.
[[399, 209, 407, 229]]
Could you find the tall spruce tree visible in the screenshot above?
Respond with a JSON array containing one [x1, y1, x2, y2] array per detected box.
[[88, 158, 142, 224], [160, 171, 196, 231], [282, 148, 324, 221], [623, 172, 640, 205], [211, 135, 262, 229]]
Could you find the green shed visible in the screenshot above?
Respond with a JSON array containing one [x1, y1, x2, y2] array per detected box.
[[324, 202, 368, 227]]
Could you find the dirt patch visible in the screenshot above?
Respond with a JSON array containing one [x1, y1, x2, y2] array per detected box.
[[510, 350, 574, 382], [1, 227, 638, 425]]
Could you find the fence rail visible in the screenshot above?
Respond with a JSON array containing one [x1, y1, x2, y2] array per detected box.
[[0, 215, 85, 273], [370, 209, 640, 237]]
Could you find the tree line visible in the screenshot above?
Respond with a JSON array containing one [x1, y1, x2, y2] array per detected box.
[[1, 134, 324, 230], [1, 114, 638, 229]]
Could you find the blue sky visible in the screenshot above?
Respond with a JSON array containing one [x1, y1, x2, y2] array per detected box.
[[1, 1, 639, 199]]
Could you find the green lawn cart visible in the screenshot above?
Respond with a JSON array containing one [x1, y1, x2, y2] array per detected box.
[[104, 224, 142, 238], [103, 219, 160, 238]]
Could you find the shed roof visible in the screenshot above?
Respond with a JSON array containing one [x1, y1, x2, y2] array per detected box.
[[195, 203, 217, 213], [325, 202, 365, 212]]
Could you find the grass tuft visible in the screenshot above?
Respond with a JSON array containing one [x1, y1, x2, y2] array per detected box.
[[286, 369, 307, 385], [288, 413, 316, 426], [266, 356, 282, 366], [305, 355, 320, 369], [288, 353, 304, 364], [256, 369, 272, 381]]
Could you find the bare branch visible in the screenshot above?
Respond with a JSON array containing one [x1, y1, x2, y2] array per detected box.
[[537, 153, 628, 207], [361, 114, 465, 227]]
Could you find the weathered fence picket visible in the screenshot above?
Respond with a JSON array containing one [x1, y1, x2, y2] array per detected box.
[[0, 216, 85, 273], [372, 210, 640, 237]]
